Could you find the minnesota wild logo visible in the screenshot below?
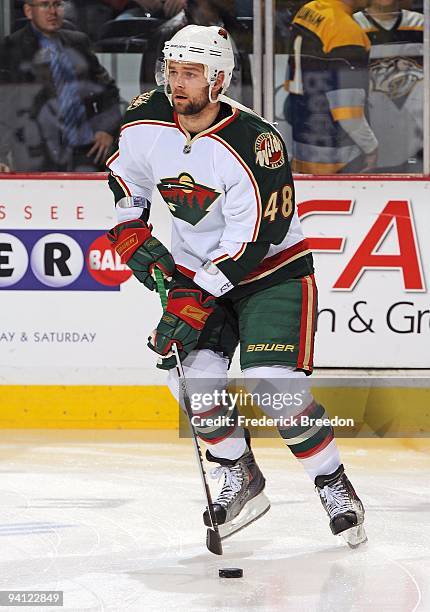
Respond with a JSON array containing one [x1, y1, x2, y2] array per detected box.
[[255, 132, 284, 169], [157, 173, 221, 226]]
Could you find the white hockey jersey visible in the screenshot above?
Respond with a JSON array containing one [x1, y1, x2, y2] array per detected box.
[[107, 88, 313, 298]]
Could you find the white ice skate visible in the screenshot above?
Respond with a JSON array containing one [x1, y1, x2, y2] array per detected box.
[[315, 464, 367, 549], [203, 447, 271, 540]]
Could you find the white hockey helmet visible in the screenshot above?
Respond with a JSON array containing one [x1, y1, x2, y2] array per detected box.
[[162, 25, 235, 103]]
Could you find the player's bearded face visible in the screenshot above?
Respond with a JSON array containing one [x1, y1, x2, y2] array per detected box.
[[168, 61, 212, 115]]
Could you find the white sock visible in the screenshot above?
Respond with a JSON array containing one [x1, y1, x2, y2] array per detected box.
[[298, 439, 341, 482], [207, 435, 247, 461]]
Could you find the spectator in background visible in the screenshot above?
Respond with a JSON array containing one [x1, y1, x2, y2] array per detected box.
[[354, 0, 424, 172], [284, 0, 378, 174], [0, 0, 121, 172]]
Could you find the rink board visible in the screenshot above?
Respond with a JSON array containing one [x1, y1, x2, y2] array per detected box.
[[0, 174, 429, 427]]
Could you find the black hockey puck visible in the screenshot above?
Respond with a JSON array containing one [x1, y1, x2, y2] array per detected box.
[[219, 567, 243, 578]]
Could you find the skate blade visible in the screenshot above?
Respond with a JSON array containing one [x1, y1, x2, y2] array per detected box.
[[342, 523, 368, 549], [219, 492, 271, 541]]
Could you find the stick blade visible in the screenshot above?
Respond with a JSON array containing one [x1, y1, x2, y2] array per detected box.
[[206, 528, 223, 555]]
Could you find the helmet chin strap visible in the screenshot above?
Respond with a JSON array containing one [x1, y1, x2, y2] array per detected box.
[[204, 65, 218, 104], [207, 65, 224, 103], [209, 84, 221, 104]]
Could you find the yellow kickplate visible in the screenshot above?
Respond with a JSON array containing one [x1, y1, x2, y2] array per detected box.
[[0, 385, 429, 437], [0, 386, 178, 429]]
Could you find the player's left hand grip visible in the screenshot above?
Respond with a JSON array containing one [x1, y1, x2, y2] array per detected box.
[[107, 220, 175, 292]]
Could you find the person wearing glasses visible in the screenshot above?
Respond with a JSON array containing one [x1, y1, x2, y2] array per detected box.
[[0, 0, 121, 172]]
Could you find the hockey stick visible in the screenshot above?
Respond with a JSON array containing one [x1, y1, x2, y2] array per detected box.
[[153, 269, 223, 556]]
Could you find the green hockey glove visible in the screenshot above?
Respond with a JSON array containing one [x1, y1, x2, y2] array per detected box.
[[148, 287, 216, 370], [107, 219, 175, 291]]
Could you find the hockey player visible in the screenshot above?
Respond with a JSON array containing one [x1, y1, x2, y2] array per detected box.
[[106, 25, 366, 548]]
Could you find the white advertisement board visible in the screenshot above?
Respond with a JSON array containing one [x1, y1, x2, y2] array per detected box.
[[297, 178, 429, 368], [0, 175, 428, 384]]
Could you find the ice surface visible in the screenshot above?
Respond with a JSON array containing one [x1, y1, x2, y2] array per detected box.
[[0, 431, 428, 611]]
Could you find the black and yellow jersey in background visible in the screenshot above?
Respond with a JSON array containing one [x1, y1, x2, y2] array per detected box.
[[285, 0, 371, 173]]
